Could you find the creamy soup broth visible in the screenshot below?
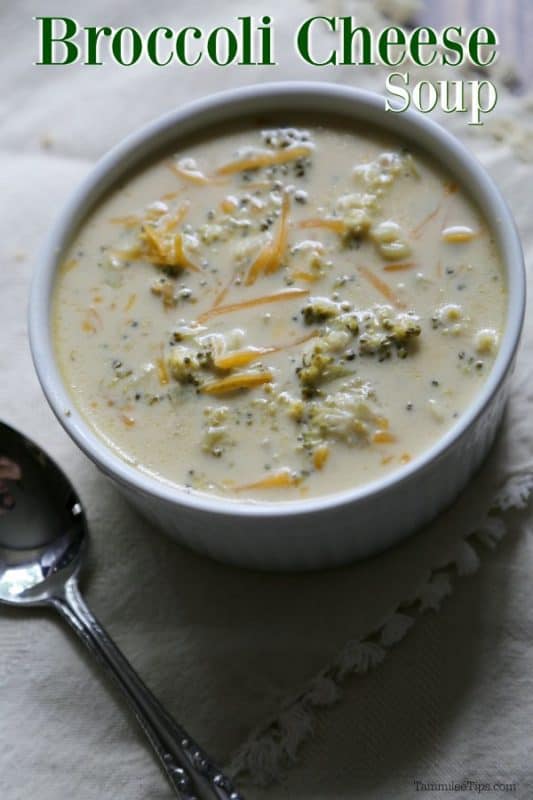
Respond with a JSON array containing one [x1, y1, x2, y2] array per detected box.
[[53, 120, 506, 501]]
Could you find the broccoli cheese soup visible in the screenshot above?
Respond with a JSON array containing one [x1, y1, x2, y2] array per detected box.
[[53, 121, 506, 501]]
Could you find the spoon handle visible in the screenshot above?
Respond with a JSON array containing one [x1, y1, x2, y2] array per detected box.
[[51, 576, 242, 800]]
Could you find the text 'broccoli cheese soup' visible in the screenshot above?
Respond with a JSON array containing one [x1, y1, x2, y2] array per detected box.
[[53, 120, 506, 501]]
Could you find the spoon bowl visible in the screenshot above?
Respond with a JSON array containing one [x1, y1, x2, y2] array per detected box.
[[0, 421, 86, 605], [0, 420, 242, 800]]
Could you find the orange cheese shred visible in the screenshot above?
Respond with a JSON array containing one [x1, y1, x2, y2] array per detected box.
[[172, 234, 201, 272], [214, 348, 273, 370], [124, 293, 137, 312], [110, 215, 141, 227], [197, 287, 308, 324], [244, 242, 276, 287], [214, 331, 318, 371], [216, 145, 312, 176], [411, 181, 458, 239], [245, 192, 291, 285], [167, 160, 211, 185], [373, 430, 397, 445], [232, 468, 301, 491], [81, 307, 102, 334], [160, 202, 190, 233], [220, 196, 239, 213], [201, 371, 273, 395], [61, 258, 79, 273], [156, 358, 170, 386], [313, 445, 330, 470], [382, 262, 416, 272], [137, 227, 201, 273], [359, 266, 406, 309], [297, 218, 347, 234], [290, 270, 320, 282]]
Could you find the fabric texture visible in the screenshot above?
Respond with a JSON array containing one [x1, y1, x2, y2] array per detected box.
[[1, 2, 533, 798]]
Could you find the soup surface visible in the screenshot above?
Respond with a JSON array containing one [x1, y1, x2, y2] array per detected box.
[[53, 120, 506, 501]]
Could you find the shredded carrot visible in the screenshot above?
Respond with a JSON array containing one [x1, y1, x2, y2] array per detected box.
[[232, 468, 301, 491], [156, 357, 170, 386], [216, 145, 312, 176], [383, 262, 416, 272], [359, 266, 405, 309], [197, 287, 308, 324], [373, 430, 397, 444], [201, 371, 273, 395], [124, 293, 137, 312], [374, 416, 389, 430], [245, 192, 291, 285], [313, 445, 330, 470]]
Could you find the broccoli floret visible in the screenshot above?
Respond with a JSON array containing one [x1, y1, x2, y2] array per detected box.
[[301, 298, 340, 325], [167, 345, 214, 386], [296, 346, 350, 398]]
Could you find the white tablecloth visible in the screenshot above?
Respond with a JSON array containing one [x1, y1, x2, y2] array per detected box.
[[2, 2, 533, 798]]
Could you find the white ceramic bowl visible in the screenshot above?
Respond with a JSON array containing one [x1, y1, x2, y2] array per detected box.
[[29, 83, 525, 571]]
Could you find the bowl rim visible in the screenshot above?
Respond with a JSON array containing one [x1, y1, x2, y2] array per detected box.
[[29, 81, 526, 518]]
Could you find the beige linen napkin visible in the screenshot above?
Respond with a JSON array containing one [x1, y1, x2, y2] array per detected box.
[[1, 2, 533, 798]]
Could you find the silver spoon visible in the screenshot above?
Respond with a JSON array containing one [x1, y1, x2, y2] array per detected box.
[[0, 420, 243, 800]]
